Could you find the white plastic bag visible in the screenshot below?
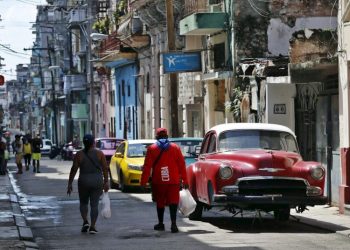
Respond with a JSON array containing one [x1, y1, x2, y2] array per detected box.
[[178, 189, 197, 216], [100, 192, 111, 219]]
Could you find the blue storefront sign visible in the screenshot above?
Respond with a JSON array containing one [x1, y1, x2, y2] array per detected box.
[[163, 52, 202, 74]]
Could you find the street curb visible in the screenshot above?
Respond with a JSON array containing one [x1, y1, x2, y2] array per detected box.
[[7, 172, 39, 249]]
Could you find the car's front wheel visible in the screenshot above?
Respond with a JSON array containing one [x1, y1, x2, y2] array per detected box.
[[189, 201, 203, 220], [273, 207, 290, 221]]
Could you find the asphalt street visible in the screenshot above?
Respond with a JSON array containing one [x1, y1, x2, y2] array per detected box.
[[1, 157, 350, 249]]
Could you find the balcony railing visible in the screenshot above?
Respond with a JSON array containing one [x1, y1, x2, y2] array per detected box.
[[63, 74, 87, 94], [184, 0, 208, 17], [68, 7, 87, 24], [98, 31, 121, 55]]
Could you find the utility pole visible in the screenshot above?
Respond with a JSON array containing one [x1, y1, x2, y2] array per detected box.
[[87, 0, 95, 136], [25, 43, 58, 145], [166, 0, 179, 137]]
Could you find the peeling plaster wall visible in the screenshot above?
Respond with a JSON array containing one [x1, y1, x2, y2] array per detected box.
[[268, 17, 337, 56], [290, 30, 337, 64], [235, 0, 337, 58]]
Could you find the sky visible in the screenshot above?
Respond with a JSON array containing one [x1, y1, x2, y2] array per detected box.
[[0, 0, 46, 80]]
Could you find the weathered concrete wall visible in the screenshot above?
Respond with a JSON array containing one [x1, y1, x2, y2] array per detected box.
[[290, 30, 338, 64], [235, 0, 337, 58]]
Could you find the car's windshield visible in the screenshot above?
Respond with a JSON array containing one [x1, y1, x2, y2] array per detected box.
[[172, 140, 202, 157], [96, 139, 121, 150], [127, 143, 153, 158], [218, 130, 299, 153]]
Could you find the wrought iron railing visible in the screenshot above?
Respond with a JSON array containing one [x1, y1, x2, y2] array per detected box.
[[184, 0, 208, 16]]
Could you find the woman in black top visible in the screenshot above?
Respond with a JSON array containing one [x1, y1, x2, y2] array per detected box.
[[67, 134, 109, 234]]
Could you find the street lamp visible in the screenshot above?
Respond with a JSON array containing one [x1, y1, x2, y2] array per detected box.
[[90, 33, 108, 41]]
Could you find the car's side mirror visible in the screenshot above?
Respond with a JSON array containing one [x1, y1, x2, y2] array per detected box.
[[115, 152, 123, 158]]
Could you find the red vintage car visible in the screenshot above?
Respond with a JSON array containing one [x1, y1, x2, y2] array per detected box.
[[186, 123, 327, 221]]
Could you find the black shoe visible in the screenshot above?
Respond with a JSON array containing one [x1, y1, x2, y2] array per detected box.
[[33, 167, 36, 173], [89, 227, 98, 234], [171, 224, 179, 233], [81, 223, 90, 233], [154, 223, 165, 231]]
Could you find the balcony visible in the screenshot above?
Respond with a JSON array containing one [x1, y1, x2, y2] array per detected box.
[[63, 74, 87, 94], [117, 16, 150, 48], [68, 7, 87, 25], [180, 1, 227, 36], [98, 31, 121, 55], [343, 0, 350, 22], [71, 103, 88, 119]]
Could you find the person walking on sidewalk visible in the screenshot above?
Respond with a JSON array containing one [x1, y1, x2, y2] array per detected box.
[[0, 138, 7, 175], [67, 134, 109, 234], [13, 135, 24, 174], [23, 138, 32, 171], [31, 134, 42, 173], [140, 128, 189, 233]]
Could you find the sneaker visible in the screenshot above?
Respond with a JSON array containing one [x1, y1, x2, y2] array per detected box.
[[33, 167, 36, 173], [89, 227, 98, 234], [153, 223, 165, 231], [81, 223, 90, 233], [171, 224, 179, 233]]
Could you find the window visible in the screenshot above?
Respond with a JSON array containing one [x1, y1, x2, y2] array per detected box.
[[218, 130, 299, 152], [207, 134, 217, 153], [213, 43, 225, 69], [116, 143, 125, 154], [146, 73, 150, 93]]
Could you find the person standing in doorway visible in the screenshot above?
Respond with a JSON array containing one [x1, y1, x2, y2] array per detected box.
[[31, 134, 43, 173], [67, 134, 109, 234], [23, 138, 32, 171], [140, 128, 189, 233], [13, 135, 24, 174]]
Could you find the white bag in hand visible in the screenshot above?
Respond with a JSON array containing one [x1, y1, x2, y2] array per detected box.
[[100, 192, 111, 219], [178, 189, 197, 216]]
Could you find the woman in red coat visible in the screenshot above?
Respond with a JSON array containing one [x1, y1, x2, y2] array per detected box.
[[141, 128, 188, 233]]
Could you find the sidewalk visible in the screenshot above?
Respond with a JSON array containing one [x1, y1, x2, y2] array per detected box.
[[1, 167, 350, 249], [0, 171, 38, 249]]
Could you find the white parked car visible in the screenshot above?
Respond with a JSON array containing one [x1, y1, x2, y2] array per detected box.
[[41, 139, 54, 155]]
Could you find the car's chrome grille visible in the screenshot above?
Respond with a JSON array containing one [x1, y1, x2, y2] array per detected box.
[[238, 178, 307, 196]]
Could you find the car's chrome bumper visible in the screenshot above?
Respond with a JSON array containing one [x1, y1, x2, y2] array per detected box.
[[213, 185, 328, 206], [213, 193, 328, 206]]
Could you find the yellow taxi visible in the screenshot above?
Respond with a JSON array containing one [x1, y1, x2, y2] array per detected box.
[[109, 139, 156, 192]]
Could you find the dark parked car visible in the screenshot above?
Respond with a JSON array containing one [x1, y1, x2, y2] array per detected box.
[[186, 123, 327, 221]]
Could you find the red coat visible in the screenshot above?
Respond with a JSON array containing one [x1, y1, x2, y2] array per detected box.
[[141, 142, 188, 186]]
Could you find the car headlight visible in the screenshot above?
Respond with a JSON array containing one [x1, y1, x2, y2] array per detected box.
[[219, 164, 233, 179], [310, 165, 325, 180], [128, 164, 143, 171]]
